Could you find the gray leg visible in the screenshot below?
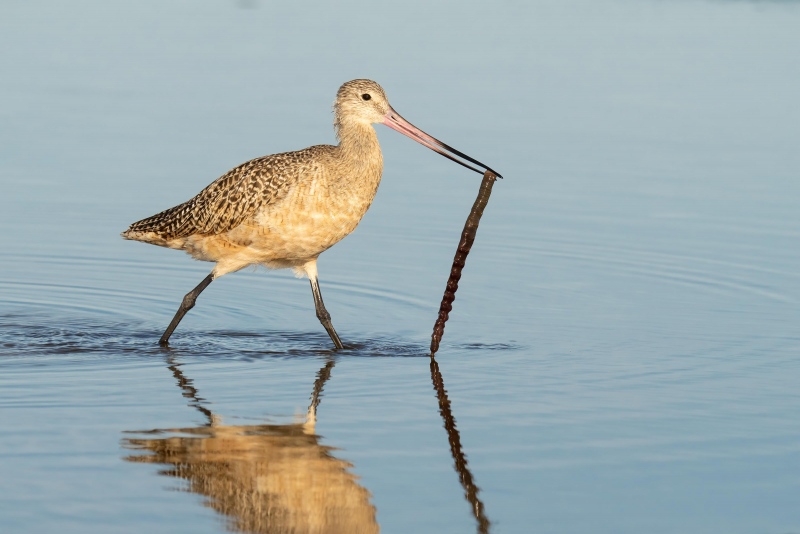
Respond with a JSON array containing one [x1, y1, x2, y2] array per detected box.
[[309, 276, 344, 349], [160, 273, 214, 346]]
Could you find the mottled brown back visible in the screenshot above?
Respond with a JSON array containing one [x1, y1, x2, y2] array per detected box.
[[125, 146, 330, 239]]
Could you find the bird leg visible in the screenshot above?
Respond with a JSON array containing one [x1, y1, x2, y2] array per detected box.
[[308, 276, 344, 349], [159, 273, 214, 346]]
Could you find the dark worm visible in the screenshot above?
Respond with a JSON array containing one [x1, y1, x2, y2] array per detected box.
[[430, 170, 498, 356]]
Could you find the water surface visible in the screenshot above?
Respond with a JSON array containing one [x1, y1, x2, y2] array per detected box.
[[1, 1, 799, 533]]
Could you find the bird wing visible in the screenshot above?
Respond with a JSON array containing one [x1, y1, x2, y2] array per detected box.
[[125, 147, 328, 239]]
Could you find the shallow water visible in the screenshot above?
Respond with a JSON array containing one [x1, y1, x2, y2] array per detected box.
[[1, 1, 799, 533]]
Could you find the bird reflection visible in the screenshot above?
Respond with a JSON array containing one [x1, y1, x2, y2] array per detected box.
[[121, 357, 378, 534], [430, 356, 491, 534]]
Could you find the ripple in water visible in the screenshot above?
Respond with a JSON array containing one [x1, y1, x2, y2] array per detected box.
[[0, 312, 429, 360]]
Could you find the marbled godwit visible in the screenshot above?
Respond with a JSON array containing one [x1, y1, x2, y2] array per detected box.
[[122, 79, 499, 348]]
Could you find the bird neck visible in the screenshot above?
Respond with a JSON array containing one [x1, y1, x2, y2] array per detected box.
[[336, 121, 383, 170]]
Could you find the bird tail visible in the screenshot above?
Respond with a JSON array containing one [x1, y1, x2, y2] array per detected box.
[[121, 202, 193, 246]]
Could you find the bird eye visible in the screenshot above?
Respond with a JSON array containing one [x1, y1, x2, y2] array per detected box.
[[361, 93, 371, 101]]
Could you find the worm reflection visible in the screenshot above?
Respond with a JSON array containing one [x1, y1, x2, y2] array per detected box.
[[430, 356, 491, 533]]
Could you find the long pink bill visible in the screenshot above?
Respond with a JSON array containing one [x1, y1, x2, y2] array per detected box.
[[382, 109, 502, 178]]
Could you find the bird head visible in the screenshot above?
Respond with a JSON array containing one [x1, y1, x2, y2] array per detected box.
[[334, 79, 501, 178]]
